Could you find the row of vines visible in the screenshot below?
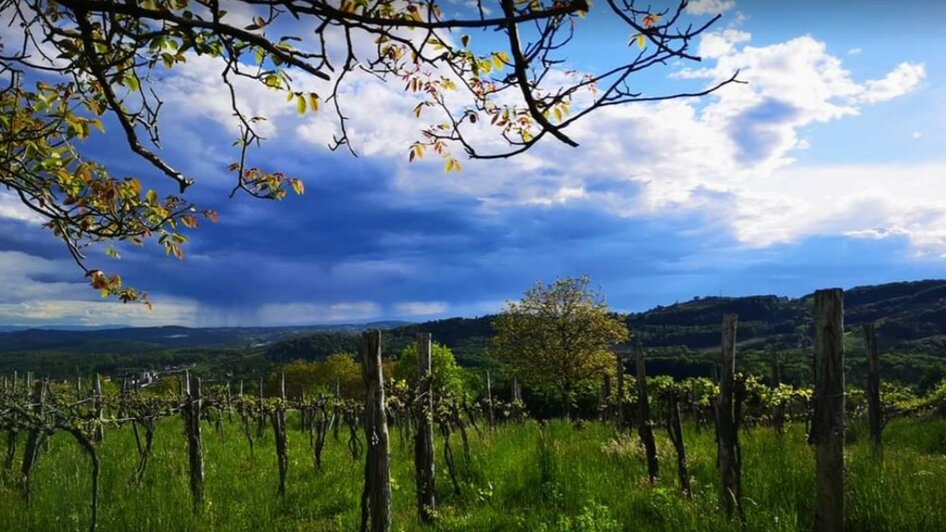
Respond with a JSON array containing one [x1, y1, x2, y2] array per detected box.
[[4, 291, 946, 531]]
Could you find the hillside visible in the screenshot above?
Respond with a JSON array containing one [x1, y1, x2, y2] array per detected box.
[[5, 280, 946, 386], [0, 322, 411, 354]]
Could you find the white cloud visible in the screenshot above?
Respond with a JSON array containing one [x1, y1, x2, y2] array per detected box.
[[848, 48, 863, 56], [686, 0, 737, 15], [155, 25, 937, 257], [858, 62, 926, 104], [697, 29, 751, 59], [913, 131, 923, 139], [394, 301, 449, 316], [0, 298, 198, 327], [389, 31, 934, 253], [731, 163, 946, 251], [0, 192, 44, 224]]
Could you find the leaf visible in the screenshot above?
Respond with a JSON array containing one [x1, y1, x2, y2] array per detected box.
[[296, 94, 306, 115], [307, 93, 319, 112], [461, 35, 470, 48], [105, 245, 121, 259], [290, 178, 305, 195], [444, 158, 461, 173], [637, 34, 646, 49], [124, 74, 140, 92], [492, 53, 504, 71], [146, 189, 158, 204]]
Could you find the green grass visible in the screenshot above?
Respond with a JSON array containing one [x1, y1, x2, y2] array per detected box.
[[2, 416, 946, 531]]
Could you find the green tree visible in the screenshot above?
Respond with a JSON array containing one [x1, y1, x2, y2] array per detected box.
[[317, 352, 365, 399], [267, 359, 320, 398], [493, 275, 629, 416], [395, 341, 467, 400], [0, 1, 734, 301]]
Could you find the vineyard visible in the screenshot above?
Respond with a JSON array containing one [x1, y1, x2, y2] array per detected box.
[[3, 291, 946, 531]]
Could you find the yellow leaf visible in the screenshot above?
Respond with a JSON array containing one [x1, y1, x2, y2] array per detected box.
[[308, 93, 319, 112], [444, 158, 461, 173], [637, 34, 646, 49], [492, 54, 504, 71], [290, 178, 305, 195], [296, 94, 306, 115]]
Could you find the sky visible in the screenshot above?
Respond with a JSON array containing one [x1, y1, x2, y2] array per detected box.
[[1, 0, 945, 328]]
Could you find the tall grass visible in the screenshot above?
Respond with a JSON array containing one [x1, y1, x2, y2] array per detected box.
[[2, 415, 945, 531]]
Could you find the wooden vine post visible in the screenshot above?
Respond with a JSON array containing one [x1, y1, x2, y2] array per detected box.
[[93, 374, 104, 442], [599, 374, 612, 420], [863, 322, 882, 455], [485, 370, 495, 427], [771, 350, 785, 437], [616, 353, 626, 430], [414, 333, 436, 524], [20, 378, 47, 499], [635, 342, 659, 483], [666, 388, 691, 498], [3, 372, 18, 475], [274, 371, 289, 496], [716, 314, 742, 521], [511, 375, 522, 403], [810, 289, 845, 532], [184, 372, 205, 511], [360, 330, 391, 532]]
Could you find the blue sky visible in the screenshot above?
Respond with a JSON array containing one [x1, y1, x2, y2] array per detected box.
[[1, 0, 944, 327]]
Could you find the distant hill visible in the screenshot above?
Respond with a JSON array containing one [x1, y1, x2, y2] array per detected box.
[[261, 280, 946, 372], [6, 280, 946, 386], [629, 279, 946, 352], [0, 321, 411, 354]]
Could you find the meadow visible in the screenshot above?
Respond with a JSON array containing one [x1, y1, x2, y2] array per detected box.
[[3, 414, 946, 531]]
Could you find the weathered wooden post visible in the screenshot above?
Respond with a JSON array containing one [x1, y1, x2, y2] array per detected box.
[[20, 378, 47, 499], [485, 370, 495, 427], [771, 350, 785, 437], [666, 388, 691, 499], [93, 374, 104, 442], [863, 323, 882, 455], [4, 372, 18, 475], [716, 314, 742, 521], [184, 372, 205, 510], [635, 342, 659, 483], [274, 371, 289, 496], [226, 381, 233, 423], [811, 289, 845, 532], [511, 375, 522, 403], [257, 376, 266, 438], [599, 374, 612, 420], [360, 330, 391, 532], [616, 353, 626, 430], [414, 333, 436, 524]]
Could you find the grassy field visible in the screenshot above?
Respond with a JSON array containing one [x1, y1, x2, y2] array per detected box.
[[2, 416, 946, 531]]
